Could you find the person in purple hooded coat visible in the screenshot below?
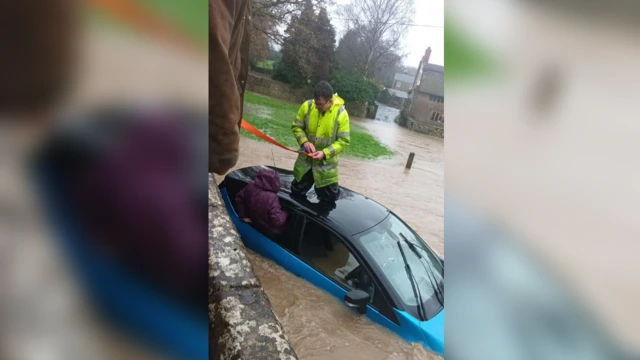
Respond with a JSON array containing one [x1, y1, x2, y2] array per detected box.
[[235, 169, 288, 236]]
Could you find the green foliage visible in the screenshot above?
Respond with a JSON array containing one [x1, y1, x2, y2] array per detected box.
[[278, 2, 337, 87], [279, 1, 317, 86], [331, 73, 381, 103], [272, 61, 298, 85], [311, 7, 336, 84], [251, 65, 273, 76], [257, 60, 275, 69], [251, 60, 275, 76]]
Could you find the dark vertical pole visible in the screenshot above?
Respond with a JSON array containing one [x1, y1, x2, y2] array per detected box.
[[405, 152, 415, 169]]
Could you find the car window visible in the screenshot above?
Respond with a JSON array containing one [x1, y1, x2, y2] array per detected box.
[[355, 214, 444, 319], [299, 218, 376, 302]]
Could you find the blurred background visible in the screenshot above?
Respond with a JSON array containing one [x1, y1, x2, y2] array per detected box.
[[446, 0, 640, 359], [0, 1, 207, 359]]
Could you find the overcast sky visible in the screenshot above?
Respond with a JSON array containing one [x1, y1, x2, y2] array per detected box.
[[331, 0, 444, 67]]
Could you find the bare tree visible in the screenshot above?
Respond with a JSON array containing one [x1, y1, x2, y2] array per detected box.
[[251, 0, 334, 45], [373, 51, 406, 85], [248, 0, 335, 65], [249, 15, 274, 65], [342, 0, 414, 77]]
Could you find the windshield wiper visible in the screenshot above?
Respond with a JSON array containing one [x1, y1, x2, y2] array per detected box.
[[395, 240, 427, 321], [399, 233, 444, 307]]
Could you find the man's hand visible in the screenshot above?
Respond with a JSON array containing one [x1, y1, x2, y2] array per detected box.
[[242, 218, 252, 223], [303, 142, 316, 154], [311, 151, 325, 160]]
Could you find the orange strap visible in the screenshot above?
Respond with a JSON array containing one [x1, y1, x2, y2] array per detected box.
[[241, 119, 312, 158]]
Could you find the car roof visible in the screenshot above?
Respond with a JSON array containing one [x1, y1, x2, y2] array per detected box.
[[225, 165, 390, 236]]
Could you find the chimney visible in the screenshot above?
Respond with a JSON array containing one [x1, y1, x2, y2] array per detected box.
[[422, 47, 432, 64]]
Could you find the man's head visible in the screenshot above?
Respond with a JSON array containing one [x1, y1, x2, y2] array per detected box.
[[314, 81, 334, 112]]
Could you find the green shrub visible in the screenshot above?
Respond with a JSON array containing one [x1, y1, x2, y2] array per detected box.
[[272, 61, 297, 85], [257, 60, 274, 69], [331, 73, 381, 103], [251, 64, 273, 76]]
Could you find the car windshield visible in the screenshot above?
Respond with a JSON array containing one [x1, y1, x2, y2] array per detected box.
[[354, 214, 444, 319]]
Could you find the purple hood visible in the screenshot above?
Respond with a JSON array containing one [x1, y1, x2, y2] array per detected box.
[[234, 169, 287, 235], [253, 169, 281, 193]]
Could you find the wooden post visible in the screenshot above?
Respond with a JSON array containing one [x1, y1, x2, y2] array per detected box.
[[405, 152, 415, 169]]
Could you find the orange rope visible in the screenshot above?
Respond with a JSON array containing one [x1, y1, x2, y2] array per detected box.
[[241, 120, 312, 158]]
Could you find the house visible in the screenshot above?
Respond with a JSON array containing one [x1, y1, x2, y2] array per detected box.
[[392, 73, 415, 92], [405, 47, 444, 127], [377, 88, 409, 109]]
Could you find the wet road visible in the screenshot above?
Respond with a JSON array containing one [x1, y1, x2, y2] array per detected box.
[[215, 105, 443, 359]]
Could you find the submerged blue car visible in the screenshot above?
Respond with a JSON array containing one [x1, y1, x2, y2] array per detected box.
[[219, 166, 445, 356]]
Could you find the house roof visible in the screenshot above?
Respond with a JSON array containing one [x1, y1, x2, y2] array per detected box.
[[423, 63, 444, 73], [386, 88, 409, 99], [393, 73, 415, 84]]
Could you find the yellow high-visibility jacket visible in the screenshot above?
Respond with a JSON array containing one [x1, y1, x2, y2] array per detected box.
[[291, 94, 350, 188]]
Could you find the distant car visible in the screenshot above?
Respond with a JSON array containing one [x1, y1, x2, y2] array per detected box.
[[219, 166, 444, 356]]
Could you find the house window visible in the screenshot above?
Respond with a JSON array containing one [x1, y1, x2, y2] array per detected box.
[[429, 95, 444, 103], [431, 111, 444, 123]]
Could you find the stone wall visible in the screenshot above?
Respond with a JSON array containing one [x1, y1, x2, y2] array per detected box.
[[246, 73, 309, 104], [407, 118, 444, 138], [209, 175, 298, 360], [343, 100, 367, 118], [396, 110, 444, 138], [365, 102, 378, 119]]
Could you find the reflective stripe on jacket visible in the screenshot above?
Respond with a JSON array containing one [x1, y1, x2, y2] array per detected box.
[[291, 94, 350, 188]]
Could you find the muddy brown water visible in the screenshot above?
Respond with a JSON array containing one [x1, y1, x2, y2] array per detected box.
[[215, 107, 443, 360]]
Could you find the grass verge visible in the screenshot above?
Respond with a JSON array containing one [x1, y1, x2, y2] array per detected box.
[[242, 92, 393, 159], [256, 60, 275, 70]]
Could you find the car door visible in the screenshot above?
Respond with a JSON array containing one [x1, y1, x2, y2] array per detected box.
[[286, 215, 402, 330], [222, 189, 296, 270]]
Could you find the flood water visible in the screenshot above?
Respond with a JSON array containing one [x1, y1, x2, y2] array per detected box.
[[215, 114, 443, 359], [374, 102, 402, 123]]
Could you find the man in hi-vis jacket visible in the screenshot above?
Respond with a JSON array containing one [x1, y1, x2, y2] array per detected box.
[[291, 81, 350, 202]]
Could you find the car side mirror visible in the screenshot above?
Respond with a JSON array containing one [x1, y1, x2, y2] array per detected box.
[[344, 290, 369, 314]]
